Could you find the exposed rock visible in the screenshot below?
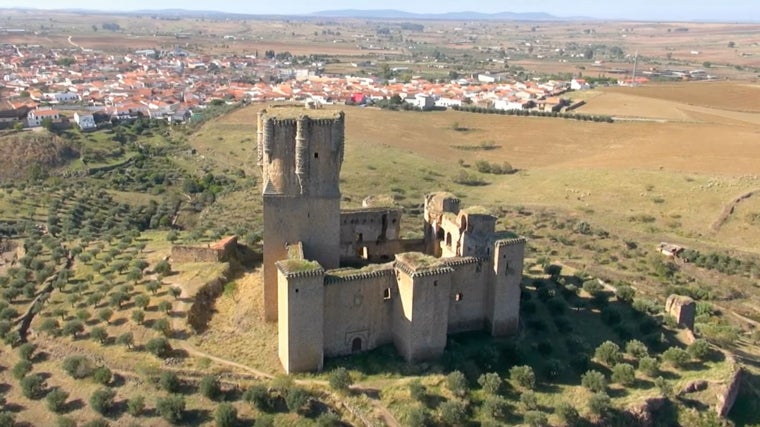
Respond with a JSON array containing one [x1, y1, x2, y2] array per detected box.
[[627, 396, 668, 427], [666, 294, 696, 330], [681, 380, 709, 394]]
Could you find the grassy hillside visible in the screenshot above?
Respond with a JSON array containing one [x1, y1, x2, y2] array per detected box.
[[0, 130, 78, 181]]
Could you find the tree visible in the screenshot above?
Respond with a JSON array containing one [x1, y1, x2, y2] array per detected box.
[[199, 375, 221, 400], [90, 326, 108, 344], [169, 287, 182, 299], [587, 392, 611, 417], [440, 399, 468, 426], [616, 285, 635, 303], [62, 356, 93, 379], [638, 356, 660, 377], [328, 367, 353, 393], [158, 300, 172, 314], [157, 394, 186, 424], [62, 319, 84, 338], [611, 363, 636, 385], [654, 376, 673, 397], [0, 412, 15, 427], [153, 317, 172, 336], [131, 309, 145, 325], [446, 370, 468, 397], [581, 370, 607, 392], [405, 407, 429, 427], [116, 332, 134, 349], [146, 337, 171, 358], [625, 339, 649, 359], [478, 372, 503, 395], [146, 280, 161, 295], [13, 360, 33, 380], [662, 347, 690, 368], [127, 395, 145, 416], [134, 294, 150, 310], [595, 341, 623, 366], [159, 371, 181, 393], [482, 396, 509, 420], [154, 260, 172, 277], [89, 388, 115, 415], [92, 366, 112, 385], [214, 403, 238, 427], [21, 373, 46, 399], [97, 308, 113, 324], [46, 388, 69, 413], [509, 365, 536, 390]]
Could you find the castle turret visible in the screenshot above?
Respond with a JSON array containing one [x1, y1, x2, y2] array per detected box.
[[260, 107, 344, 321], [276, 259, 325, 373], [488, 238, 526, 336]]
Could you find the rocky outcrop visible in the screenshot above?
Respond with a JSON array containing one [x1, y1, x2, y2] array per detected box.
[[627, 396, 668, 427]]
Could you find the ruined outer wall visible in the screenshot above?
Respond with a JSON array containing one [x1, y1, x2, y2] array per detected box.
[[277, 264, 325, 373], [665, 294, 696, 331], [393, 264, 452, 362], [171, 246, 223, 263], [323, 269, 395, 357], [339, 209, 402, 262], [444, 258, 487, 334], [488, 238, 526, 336]]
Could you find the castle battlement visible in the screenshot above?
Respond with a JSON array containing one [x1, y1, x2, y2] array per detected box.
[[495, 237, 528, 248], [324, 265, 395, 284]]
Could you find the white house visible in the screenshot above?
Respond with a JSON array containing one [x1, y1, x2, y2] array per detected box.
[[405, 94, 435, 110], [570, 78, 590, 90], [27, 108, 60, 127], [74, 112, 96, 130], [435, 97, 462, 108], [493, 99, 528, 111]]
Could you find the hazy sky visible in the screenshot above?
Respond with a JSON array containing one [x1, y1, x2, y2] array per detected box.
[[0, 0, 757, 21]]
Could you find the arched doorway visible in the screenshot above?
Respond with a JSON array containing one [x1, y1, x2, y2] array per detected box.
[[351, 337, 362, 353]]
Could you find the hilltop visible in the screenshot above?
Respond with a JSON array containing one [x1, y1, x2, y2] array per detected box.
[[0, 130, 78, 181]]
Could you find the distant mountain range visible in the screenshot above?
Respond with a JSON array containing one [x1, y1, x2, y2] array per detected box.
[[310, 9, 572, 21]]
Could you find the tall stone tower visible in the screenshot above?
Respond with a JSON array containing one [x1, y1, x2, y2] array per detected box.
[[259, 108, 345, 321]]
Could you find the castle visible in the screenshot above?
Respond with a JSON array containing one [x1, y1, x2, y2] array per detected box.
[[258, 106, 526, 373]]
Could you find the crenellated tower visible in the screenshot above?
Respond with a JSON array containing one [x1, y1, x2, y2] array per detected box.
[[259, 107, 345, 321]]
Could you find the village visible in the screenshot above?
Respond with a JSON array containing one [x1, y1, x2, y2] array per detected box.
[[0, 41, 653, 130]]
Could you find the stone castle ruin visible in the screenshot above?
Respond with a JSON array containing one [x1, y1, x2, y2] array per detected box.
[[258, 107, 526, 373]]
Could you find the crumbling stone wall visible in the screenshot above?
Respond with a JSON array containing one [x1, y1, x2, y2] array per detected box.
[[171, 236, 238, 264], [666, 294, 696, 330], [716, 360, 743, 417], [186, 265, 231, 332]]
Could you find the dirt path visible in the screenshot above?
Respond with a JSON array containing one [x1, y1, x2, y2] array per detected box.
[[168, 277, 400, 427], [712, 189, 758, 231]]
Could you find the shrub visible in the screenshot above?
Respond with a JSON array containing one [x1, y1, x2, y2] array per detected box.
[[0, 413, 15, 427], [21, 373, 46, 399], [654, 376, 673, 397], [92, 366, 112, 385], [134, 294, 150, 310], [662, 347, 690, 368], [440, 399, 468, 426], [482, 395, 509, 420], [89, 387, 115, 415], [214, 403, 238, 427], [12, 360, 33, 380], [62, 355, 93, 379], [146, 337, 172, 358], [61, 319, 84, 338], [524, 411, 549, 427], [625, 339, 649, 359], [478, 372, 503, 395], [131, 309, 145, 325], [581, 370, 607, 392], [81, 419, 109, 427], [638, 356, 660, 377], [328, 367, 353, 393], [156, 394, 185, 424], [199, 375, 221, 400], [152, 317, 171, 336], [688, 339, 711, 360], [446, 370, 468, 397], [555, 402, 581, 426], [46, 388, 69, 413], [594, 341, 623, 366], [587, 392, 612, 416], [18, 342, 36, 361], [243, 384, 270, 411], [97, 308, 113, 324], [127, 395, 145, 416], [520, 391, 538, 410], [510, 365, 536, 389], [611, 363, 636, 385], [405, 407, 429, 427], [254, 414, 275, 427], [159, 371, 181, 393], [158, 301, 172, 314], [285, 387, 308, 413], [409, 380, 426, 402], [616, 285, 635, 303]]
